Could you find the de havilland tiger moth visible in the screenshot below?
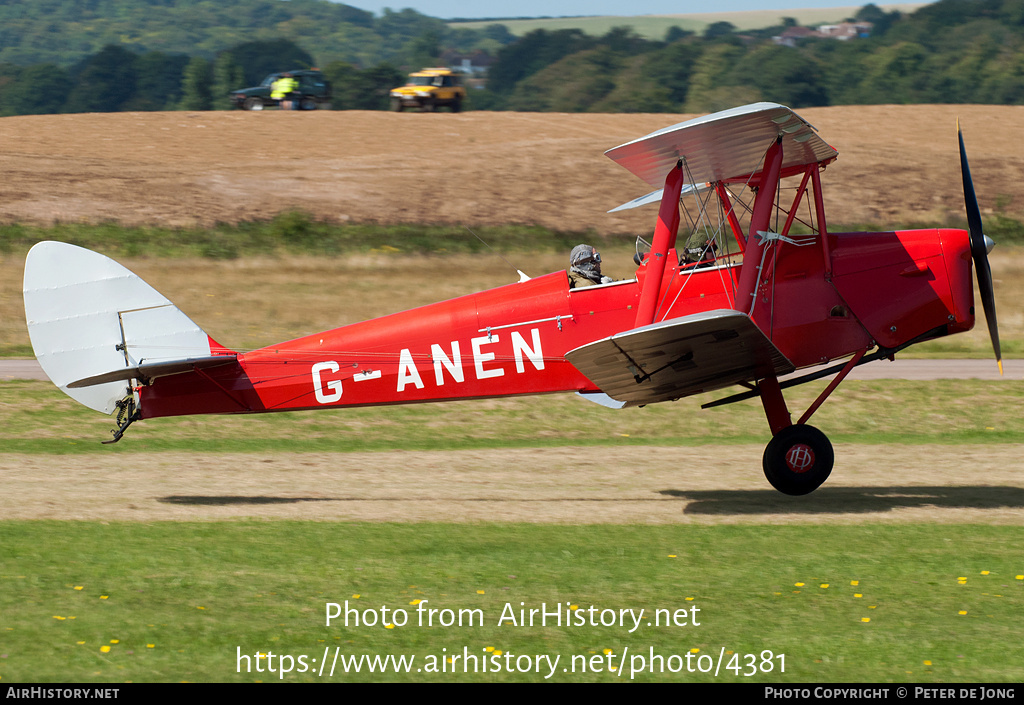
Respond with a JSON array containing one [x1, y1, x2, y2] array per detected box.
[[23, 102, 1002, 495]]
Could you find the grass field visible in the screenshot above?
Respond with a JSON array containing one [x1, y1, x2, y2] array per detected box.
[[1, 523, 1022, 682]]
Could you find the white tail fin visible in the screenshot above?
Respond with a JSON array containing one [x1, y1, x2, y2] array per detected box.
[[24, 242, 222, 415]]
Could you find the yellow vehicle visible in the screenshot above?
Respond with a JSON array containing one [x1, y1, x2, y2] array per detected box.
[[389, 68, 466, 112]]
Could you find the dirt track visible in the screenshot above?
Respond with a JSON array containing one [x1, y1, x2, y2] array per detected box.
[[4, 446, 1024, 524], [2, 105, 1023, 232]]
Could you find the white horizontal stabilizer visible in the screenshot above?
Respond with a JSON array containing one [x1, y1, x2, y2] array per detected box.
[[67, 355, 238, 389]]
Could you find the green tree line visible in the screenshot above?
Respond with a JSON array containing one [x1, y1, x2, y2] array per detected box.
[[472, 0, 1024, 112], [3, 0, 1024, 115], [0, 39, 414, 114], [0, 0, 509, 68]]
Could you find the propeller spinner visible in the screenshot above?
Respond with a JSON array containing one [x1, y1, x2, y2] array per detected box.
[[958, 122, 1003, 375]]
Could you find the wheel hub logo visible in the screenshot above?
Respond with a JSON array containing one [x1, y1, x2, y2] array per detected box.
[[786, 444, 815, 473]]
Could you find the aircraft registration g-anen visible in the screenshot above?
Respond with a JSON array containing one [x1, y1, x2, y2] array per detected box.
[[23, 102, 1002, 495]]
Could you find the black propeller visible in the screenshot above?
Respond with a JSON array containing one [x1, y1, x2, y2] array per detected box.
[[958, 121, 1003, 375]]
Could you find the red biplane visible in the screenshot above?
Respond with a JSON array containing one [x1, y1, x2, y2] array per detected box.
[[23, 103, 1001, 495]]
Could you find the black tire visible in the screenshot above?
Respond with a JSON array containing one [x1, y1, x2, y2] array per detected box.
[[299, 97, 318, 110], [762, 424, 834, 496], [243, 97, 263, 111], [421, 99, 436, 112], [450, 97, 462, 113], [390, 98, 403, 112]]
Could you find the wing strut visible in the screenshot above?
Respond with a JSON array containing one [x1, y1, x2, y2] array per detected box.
[[634, 160, 684, 327], [734, 136, 784, 318]]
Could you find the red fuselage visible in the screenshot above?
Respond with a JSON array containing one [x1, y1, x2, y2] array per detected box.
[[138, 227, 975, 420]]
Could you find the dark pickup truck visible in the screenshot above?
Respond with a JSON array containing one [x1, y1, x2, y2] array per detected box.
[[230, 70, 331, 110]]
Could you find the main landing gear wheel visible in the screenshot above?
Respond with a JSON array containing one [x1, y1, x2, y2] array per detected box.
[[762, 424, 834, 496]]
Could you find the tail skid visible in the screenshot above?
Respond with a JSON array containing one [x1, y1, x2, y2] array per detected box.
[[23, 242, 234, 435]]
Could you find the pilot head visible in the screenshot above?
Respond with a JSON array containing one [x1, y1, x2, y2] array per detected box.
[[570, 244, 603, 283]]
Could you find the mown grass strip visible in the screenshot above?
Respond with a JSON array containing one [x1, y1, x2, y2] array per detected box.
[[1, 522, 1021, 682], [0, 216, 628, 259], [3, 214, 1023, 259], [1, 379, 1021, 454]]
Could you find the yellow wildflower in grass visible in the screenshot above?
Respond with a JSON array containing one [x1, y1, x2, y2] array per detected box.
[[569, 605, 578, 610], [100, 646, 110, 653], [820, 584, 829, 589], [795, 582, 805, 587], [924, 660, 932, 666], [53, 616, 65, 620], [690, 648, 700, 654], [959, 610, 967, 615], [100, 596, 108, 600], [1016, 576, 1023, 581], [73, 586, 83, 591], [77, 641, 85, 645], [476, 590, 485, 594], [146, 644, 154, 649], [685, 597, 695, 601], [603, 649, 613, 655], [981, 571, 990, 575], [493, 650, 503, 656], [854, 594, 863, 598], [110, 640, 119, 644], [667, 555, 677, 558], [486, 647, 494, 652], [850, 581, 859, 586], [196, 606, 205, 610], [409, 599, 422, 605], [385, 624, 395, 629], [352, 594, 360, 599], [861, 618, 871, 622]]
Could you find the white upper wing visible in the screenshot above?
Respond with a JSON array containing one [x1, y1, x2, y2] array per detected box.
[[605, 102, 838, 189]]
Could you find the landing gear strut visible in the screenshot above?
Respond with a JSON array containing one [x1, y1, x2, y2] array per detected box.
[[754, 351, 865, 495], [762, 424, 834, 495], [102, 392, 140, 444]]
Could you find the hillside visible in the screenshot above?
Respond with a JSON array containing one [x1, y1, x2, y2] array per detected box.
[[448, 4, 927, 38], [0, 105, 1019, 234]]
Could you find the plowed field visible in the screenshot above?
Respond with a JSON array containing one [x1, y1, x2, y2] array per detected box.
[[1, 105, 1021, 231]]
